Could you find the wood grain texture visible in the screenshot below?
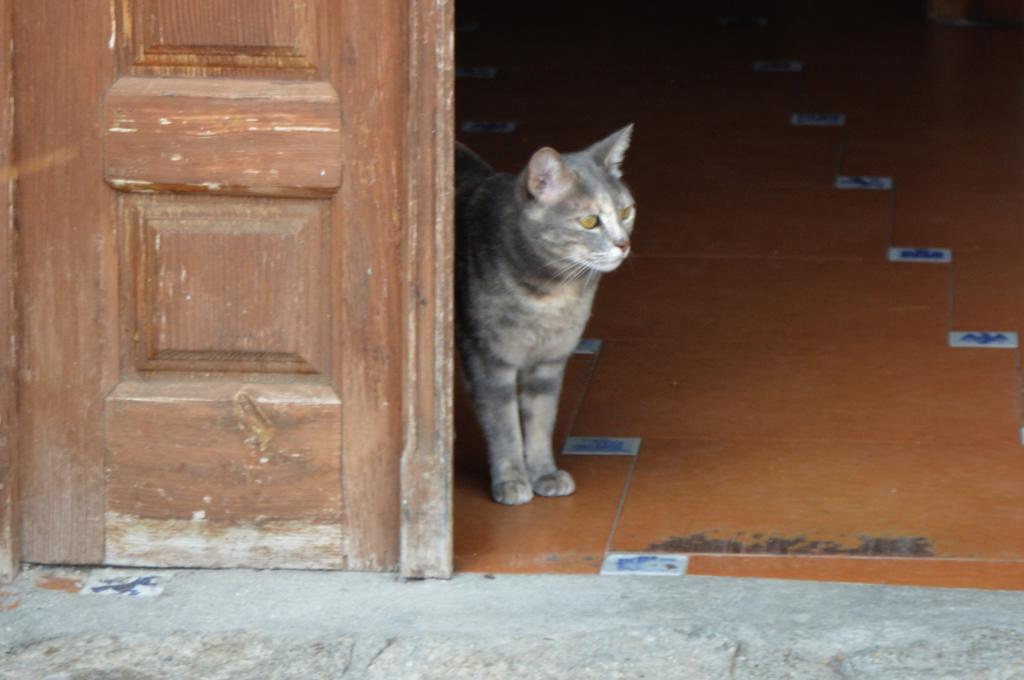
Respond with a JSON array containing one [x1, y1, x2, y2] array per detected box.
[[0, 0, 18, 582], [104, 77, 342, 197], [329, 0, 407, 570], [105, 514, 344, 569], [15, 0, 118, 564], [122, 0, 327, 77], [400, 0, 455, 579], [105, 381, 344, 568], [122, 195, 330, 375]]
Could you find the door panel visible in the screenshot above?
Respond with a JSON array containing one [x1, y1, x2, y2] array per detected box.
[[16, 0, 410, 570], [105, 382, 343, 568], [120, 196, 330, 374], [124, 0, 326, 77], [103, 78, 342, 196]]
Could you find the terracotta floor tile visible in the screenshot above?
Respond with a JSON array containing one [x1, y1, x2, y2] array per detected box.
[[588, 259, 947, 346], [780, 25, 933, 65], [609, 438, 1024, 561], [839, 136, 1024, 185], [632, 125, 841, 190], [571, 340, 1018, 445], [953, 248, 1024, 332], [628, 186, 891, 259], [798, 62, 932, 138], [890, 181, 1024, 252], [687, 556, 1024, 592], [454, 454, 633, 574], [454, 354, 632, 574]]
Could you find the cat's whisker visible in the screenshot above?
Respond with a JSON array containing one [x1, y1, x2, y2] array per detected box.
[[549, 258, 586, 283], [574, 261, 598, 282], [545, 254, 578, 269], [567, 263, 591, 283], [549, 254, 599, 284]]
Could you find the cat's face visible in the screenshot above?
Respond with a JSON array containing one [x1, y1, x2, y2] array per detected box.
[[520, 125, 635, 278]]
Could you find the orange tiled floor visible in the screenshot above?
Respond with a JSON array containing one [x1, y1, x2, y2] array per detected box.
[[453, 4, 1024, 589]]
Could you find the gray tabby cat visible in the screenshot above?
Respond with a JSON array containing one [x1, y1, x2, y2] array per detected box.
[[455, 125, 635, 505]]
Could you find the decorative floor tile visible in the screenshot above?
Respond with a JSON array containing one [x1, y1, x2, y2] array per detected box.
[[562, 437, 642, 456], [835, 175, 894, 190], [790, 112, 846, 126], [949, 331, 1019, 349], [460, 120, 517, 134], [719, 15, 768, 28], [574, 338, 603, 355], [456, 66, 498, 79], [81, 572, 170, 598], [600, 553, 688, 576], [753, 60, 803, 73], [887, 247, 952, 263]]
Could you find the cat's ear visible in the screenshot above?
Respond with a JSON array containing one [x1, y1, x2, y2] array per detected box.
[[526, 147, 574, 204], [587, 124, 633, 179]]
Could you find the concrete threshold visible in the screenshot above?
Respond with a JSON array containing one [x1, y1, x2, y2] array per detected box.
[[3, 566, 1024, 678]]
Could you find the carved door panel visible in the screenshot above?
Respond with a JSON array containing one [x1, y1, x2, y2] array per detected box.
[[15, 0, 411, 570]]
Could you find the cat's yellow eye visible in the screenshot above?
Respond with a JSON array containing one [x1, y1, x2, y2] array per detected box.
[[621, 205, 634, 221], [578, 215, 600, 229]]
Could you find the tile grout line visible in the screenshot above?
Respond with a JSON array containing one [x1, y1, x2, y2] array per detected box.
[[620, 433, 1016, 447], [1016, 347, 1024, 443], [946, 259, 956, 335], [833, 126, 847, 178], [560, 349, 601, 448], [885, 184, 897, 250], [791, 63, 805, 112], [632, 253, 874, 263], [602, 454, 639, 558]]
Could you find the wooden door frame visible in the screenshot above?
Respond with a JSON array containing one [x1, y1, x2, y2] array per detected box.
[[0, 0, 455, 582], [400, 0, 455, 579], [0, 0, 18, 582]]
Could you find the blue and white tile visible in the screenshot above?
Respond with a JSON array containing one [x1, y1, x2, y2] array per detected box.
[[563, 437, 642, 456], [835, 175, 894, 190], [887, 247, 952, 264], [460, 120, 517, 134], [790, 112, 846, 127], [574, 338, 603, 355], [456, 66, 498, 79], [600, 553, 688, 576], [719, 15, 768, 28], [81, 571, 172, 598], [948, 331, 1019, 349], [753, 60, 803, 73]]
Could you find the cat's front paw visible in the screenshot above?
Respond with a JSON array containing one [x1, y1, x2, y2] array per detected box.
[[532, 470, 576, 497], [492, 479, 534, 505]]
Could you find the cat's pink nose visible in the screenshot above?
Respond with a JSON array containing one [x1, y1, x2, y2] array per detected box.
[[616, 238, 631, 253]]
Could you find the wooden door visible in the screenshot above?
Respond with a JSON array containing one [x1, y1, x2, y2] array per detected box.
[[10, 0, 454, 574], [1, 0, 17, 581]]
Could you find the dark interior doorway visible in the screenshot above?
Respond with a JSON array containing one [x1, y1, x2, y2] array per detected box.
[[452, 0, 1024, 590]]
